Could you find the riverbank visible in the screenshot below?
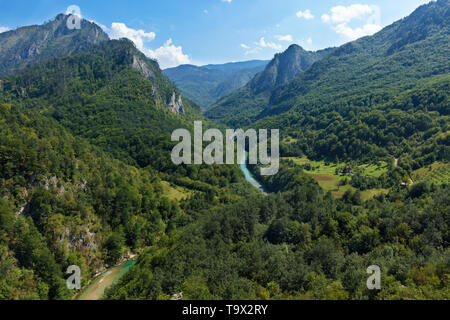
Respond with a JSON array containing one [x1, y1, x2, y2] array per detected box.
[[73, 255, 138, 300], [240, 152, 269, 195]]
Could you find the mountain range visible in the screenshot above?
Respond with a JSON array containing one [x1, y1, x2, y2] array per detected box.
[[207, 0, 449, 131], [204, 0, 449, 169], [163, 60, 268, 109], [205, 44, 333, 125]]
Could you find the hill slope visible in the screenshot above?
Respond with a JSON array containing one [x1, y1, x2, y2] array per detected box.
[[267, 0, 450, 114]]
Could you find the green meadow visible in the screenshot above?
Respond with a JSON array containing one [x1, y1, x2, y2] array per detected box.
[[411, 162, 450, 185], [282, 157, 389, 200]]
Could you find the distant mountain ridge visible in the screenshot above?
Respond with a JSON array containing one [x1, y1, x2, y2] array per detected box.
[[163, 60, 268, 109], [205, 44, 333, 126], [0, 14, 109, 76]]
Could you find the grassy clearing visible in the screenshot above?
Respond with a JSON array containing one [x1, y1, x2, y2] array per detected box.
[[283, 157, 389, 199], [161, 181, 193, 201], [283, 157, 389, 177], [361, 189, 389, 201], [357, 163, 389, 178], [411, 162, 450, 185]]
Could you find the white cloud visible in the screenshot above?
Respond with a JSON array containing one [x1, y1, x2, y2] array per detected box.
[[322, 4, 374, 23], [222, 0, 232, 3], [257, 37, 282, 50], [241, 43, 255, 55], [245, 48, 262, 56], [322, 4, 382, 40], [276, 34, 293, 42], [109, 22, 156, 51], [296, 9, 314, 20], [0, 26, 9, 33], [335, 23, 381, 40], [146, 39, 190, 69], [306, 38, 313, 45], [106, 22, 189, 69], [321, 14, 331, 23], [241, 36, 285, 56]]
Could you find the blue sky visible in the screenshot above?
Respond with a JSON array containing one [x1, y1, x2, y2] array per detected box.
[[0, 0, 434, 68]]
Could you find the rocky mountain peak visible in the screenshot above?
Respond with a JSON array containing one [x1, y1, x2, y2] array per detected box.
[[0, 14, 109, 76], [249, 44, 330, 94]]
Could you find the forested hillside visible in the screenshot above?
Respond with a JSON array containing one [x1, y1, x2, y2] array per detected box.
[[0, 38, 204, 169], [106, 162, 449, 300], [206, 44, 332, 125], [0, 103, 180, 299], [0, 17, 254, 300], [0, 99, 254, 299]]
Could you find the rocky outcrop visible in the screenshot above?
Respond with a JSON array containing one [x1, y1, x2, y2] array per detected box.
[[167, 91, 184, 114], [132, 54, 155, 80], [250, 44, 332, 94]]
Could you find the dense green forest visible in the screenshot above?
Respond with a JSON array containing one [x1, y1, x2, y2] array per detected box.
[[273, 77, 450, 167], [0, 1, 449, 301], [0, 103, 176, 299], [105, 163, 449, 300], [0, 99, 253, 299]]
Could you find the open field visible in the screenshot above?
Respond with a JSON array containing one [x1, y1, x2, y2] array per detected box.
[[283, 157, 389, 177], [161, 181, 193, 201], [411, 162, 450, 185], [283, 157, 389, 199]]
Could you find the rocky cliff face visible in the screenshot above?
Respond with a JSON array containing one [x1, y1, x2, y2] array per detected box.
[[168, 91, 184, 114], [250, 44, 332, 94], [0, 14, 109, 76], [132, 54, 155, 80]]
